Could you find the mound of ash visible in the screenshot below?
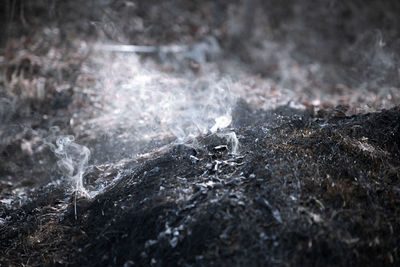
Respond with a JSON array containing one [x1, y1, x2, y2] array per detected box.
[[1, 104, 399, 266]]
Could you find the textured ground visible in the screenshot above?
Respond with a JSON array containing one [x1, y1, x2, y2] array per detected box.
[[1, 105, 399, 266], [1, 1, 400, 266]]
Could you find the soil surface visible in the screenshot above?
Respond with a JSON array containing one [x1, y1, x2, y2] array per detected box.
[[1, 1, 400, 266]]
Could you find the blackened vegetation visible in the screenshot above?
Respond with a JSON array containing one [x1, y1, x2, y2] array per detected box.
[[1, 106, 399, 266], [1, 0, 400, 266]]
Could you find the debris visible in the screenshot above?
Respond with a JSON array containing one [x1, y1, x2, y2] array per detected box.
[[213, 145, 228, 151], [1, 1, 400, 267], [169, 236, 178, 248], [189, 155, 199, 164]]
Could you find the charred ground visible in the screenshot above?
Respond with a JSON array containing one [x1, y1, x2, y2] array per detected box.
[[1, 1, 400, 266], [1, 105, 400, 266]]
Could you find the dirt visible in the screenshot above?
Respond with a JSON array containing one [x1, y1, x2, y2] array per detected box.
[[1, 1, 400, 266], [1, 105, 399, 266]]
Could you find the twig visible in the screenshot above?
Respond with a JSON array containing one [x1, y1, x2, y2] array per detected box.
[[95, 44, 187, 54], [74, 191, 77, 220]]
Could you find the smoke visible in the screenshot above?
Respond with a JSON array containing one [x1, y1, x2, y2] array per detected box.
[[69, 1, 399, 168], [217, 131, 239, 155], [46, 130, 90, 194], [229, 0, 400, 96], [26, 1, 398, 194], [344, 30, 399, 89], [76, 51, 237, 163]]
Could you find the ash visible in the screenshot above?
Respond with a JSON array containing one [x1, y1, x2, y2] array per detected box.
[[1, 1, 400, 266], [2, 104, 400, 266]]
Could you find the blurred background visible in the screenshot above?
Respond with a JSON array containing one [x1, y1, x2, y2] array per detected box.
[[0, 0, 399, 188], [1, 0, 400, 87]]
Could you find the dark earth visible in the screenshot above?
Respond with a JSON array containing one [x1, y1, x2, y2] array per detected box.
[[1, 1, 400, 266]]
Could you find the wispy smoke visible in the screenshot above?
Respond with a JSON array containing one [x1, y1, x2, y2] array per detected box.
[[217, 131, 239, 155], [77, 51, 237, 162], [345, 30, 399, 88], [46, 131, 90, 193]]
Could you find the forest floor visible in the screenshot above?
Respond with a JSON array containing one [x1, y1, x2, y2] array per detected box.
[[1, 1, 400, 266]]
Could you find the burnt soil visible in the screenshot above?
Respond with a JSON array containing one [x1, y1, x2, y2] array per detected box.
[[1, 1, 400, 266], [1, 105, 400, 266]]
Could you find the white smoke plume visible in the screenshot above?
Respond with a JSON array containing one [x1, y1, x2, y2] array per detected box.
[[76, 51, 238, 162], [47, 133, 90, 194]]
